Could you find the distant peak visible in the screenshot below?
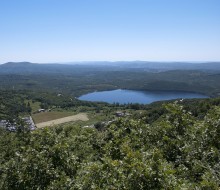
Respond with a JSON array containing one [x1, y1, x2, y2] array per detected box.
[[5, 61, 32, 64], [2, 62, 34, 66]]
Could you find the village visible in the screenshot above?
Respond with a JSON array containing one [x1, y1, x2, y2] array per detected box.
[[0, 116, 36, 132]]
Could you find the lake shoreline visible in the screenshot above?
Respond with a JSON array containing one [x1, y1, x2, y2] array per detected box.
[[78, 89, 209, 104]]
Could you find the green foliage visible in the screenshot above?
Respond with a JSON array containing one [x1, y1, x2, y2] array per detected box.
[[0, 101, 220, 189], [1, 68, 220, 97], [0, 90, 32, 122]]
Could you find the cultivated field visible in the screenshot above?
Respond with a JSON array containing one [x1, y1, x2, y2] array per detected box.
[[32, 111, 80, 124], [36, 113, 89, 128]]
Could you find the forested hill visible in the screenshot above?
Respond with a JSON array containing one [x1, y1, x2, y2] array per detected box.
[[0, 62, 111, 74], [1, 62, 220, 97], [1, 61, 220, 74]]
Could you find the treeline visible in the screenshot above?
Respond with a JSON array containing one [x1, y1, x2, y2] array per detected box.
[[0, 90, 31, 122], [0, 100, 219, 189]]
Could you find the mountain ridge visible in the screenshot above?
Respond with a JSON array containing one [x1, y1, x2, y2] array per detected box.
[[1, 61, 220, 74]]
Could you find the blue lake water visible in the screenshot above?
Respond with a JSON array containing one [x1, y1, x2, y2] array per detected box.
[[78, 89, 208, 104]]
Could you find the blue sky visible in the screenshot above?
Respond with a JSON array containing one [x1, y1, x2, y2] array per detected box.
[[0, 0, 220, 63]]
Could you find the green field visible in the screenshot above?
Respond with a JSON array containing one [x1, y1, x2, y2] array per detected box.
[[24, 100, 41, 113]]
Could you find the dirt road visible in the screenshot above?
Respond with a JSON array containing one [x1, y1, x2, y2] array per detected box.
[[36, 113, 89, 128]]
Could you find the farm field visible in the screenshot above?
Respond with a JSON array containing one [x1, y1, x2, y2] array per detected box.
[[32, 111, 81, 124], [36, 113, 89, 128]]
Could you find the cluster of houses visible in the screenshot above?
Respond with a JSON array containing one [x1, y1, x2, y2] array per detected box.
[[115, 111, 131, 117], [32, 108, 51, 114], [37, 108, 51, 113], [0, 116, 36, 132], [0, 120, 17, 131], [22, 116, 36, 131], [82, 111, 131, 130]]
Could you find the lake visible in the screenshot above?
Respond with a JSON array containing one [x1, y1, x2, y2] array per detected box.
[[78, 89, 208, 104]]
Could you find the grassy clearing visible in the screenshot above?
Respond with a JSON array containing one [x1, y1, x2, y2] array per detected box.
[[25, 100, 41, 113], [32, 111, 77, 124]]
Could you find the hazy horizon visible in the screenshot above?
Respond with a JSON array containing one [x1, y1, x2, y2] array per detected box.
[[1, 60, 220, 65], [1, 0, 220, 63]]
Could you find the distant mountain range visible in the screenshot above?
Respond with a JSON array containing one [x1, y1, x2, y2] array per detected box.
[[0, 61, 220, 74]]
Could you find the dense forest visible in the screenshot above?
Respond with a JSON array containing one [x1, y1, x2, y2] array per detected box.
[[0, 62, 220, 189], [1, 62, 220, 97], [0, 99, 219, 189]]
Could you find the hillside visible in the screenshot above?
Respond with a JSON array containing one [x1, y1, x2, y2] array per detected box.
[[0, 62, 220, 189], [0, 98, 219, 189], [0, 64, 220, 189]]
